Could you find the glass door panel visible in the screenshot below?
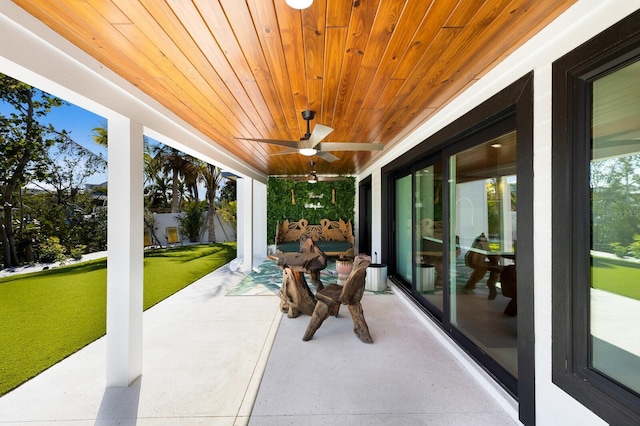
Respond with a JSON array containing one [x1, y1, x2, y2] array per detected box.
[[449, 132, 518, 378], [590, 60, 640, 393], [395, 175, 412, 282], [415, 163, 444, 311]]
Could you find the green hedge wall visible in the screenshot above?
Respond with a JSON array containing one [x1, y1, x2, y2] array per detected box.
[[267, 177, 355, 243]]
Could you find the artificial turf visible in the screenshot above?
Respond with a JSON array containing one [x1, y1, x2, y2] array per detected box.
[[591, 255, 640, 300], [0, 242, 236, 396]]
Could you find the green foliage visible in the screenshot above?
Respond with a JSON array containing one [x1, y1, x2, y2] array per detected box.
[[35, 236, 66, 263], [20, 190, 107, 257], [267, 177, 355, 243], [219, 178, 237, 203], [176, 201, 205, 242], [628, 234, 640, 258], [591, 157, 640, 252], [610, 242, 628, 258], [70, 245, 86, 260], [219, 200, 237, 232], [0, 73, 69, 267], [0, 242, 236, 396]]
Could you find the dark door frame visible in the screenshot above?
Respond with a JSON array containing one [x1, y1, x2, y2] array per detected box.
[[380, 73, 535, 425]]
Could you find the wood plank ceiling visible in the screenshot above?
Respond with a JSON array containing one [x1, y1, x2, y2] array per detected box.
[[12, 0, 576, 177]]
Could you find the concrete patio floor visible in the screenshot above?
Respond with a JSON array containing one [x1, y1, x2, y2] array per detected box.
[[0, 260, 520, 425]]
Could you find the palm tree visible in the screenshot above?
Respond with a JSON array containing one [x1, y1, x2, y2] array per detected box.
[[181, 158, 204, 204], [150, 145, 191, 213], [144, 175, 171, 210], [201, 163, 223, 242], [91, 123, 108, 147]]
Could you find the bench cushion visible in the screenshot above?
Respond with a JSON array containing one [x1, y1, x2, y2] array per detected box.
[[317, 241, 352, 253], [277, 240, 353, 254], [276, 241, 300, 253]]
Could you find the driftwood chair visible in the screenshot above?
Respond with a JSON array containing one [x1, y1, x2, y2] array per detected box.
[[302, 253, 373, 343], [277, 235, 328, 318]]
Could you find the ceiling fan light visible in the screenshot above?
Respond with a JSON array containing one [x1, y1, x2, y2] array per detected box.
[[308, 177, 317, 183], [285, 0, 313, 9], [299, 148, 317, 156]]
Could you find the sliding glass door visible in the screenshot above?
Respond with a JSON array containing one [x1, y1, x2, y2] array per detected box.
[[395, 174, 412, 282], [390, 130, 519, 385], [415, 162, 444, 312], [449, 132, 518, 378], [384, 76, 532, 418]]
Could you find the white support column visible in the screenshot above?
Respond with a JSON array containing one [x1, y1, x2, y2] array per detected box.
[[238, 177, 253, 273], [106, 116, 144, 387], [236, 179, 244, 257], [238, 177, 254, 273], [253, 180, 267, 260]]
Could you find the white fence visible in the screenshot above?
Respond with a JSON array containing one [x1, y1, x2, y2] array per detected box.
[[147, 212, 236, 247]]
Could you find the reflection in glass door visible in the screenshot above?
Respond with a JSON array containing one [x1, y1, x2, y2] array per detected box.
[[590, 60, 640, 393], [415, 163, 444, 312], [449, 132, 518, 378], [395, 175, 412, 282]]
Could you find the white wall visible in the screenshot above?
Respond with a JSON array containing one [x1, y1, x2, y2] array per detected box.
[[252, 181, 268, 260], [151, 212, 236, 245], [358, 1, 640, 423]]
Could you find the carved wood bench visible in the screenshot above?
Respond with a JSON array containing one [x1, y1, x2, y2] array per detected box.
[[275, 218, 355, 258]]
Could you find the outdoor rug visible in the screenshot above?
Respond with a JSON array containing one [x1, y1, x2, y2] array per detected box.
[[226, 258, 391, 296]]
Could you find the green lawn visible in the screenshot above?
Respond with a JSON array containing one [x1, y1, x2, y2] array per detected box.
[[592, 255, 640, 300], [0, 242, 236, 396]]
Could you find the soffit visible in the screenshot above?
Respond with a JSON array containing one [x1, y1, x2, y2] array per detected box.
[[12, 0, 577, 176]]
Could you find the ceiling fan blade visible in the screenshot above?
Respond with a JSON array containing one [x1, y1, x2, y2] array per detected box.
[[301, 124, 334, 149], [237, 138, 299, 149], [317, 142, 384, 151], [318, 176, 348, 181], [286, 175, 318, 182], [315, 151, 340, 162], [268, 148, 299, 156], [277, 176, 309, 181]]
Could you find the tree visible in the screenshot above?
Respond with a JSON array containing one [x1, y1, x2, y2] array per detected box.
[[0, 74, 66, 268], [23, 189, 107, 257], [176, 201, 205, 242], [181, 158, 203, 204], [591, 156, 640, 252], [218, 200, 237, 233], [40, 133, 106, 204], [91, 122, 108, 147], [149, 145, 192, 212], [201, 163, 223, 242], [219, 178, 236, 203], [144, 174, 172, 210]]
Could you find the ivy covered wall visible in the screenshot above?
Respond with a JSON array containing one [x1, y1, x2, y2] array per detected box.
[[267, 177, 355, 243]]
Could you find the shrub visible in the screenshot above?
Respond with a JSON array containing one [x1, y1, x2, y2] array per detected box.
[[626, 234, 640, 259], [176, 202, 205, 242], [218, 200, 237, 232], [70, 245, 86, 260], [37, 237, 66, 263]]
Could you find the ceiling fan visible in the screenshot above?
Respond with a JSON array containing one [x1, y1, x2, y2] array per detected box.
[[238, 110, 383, 162], [280, 162, 348, 183]]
